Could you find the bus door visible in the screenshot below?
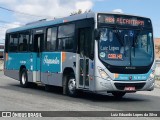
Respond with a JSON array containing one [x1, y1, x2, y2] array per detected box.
[[78, 28, 91, 89], [33, 29, 44, 82]]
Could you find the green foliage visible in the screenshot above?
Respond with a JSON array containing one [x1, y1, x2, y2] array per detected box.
[[70, 9, 92, 16]]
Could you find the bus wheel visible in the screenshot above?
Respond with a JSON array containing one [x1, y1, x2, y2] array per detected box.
[[67, 77, 77, 97], [111, 92, 126, 98], [20, 68, 29, 88]]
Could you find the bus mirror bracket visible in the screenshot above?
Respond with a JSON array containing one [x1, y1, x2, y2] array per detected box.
[[94, 29, 101, 40]]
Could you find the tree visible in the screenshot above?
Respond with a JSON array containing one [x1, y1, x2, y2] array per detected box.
[[70, 9, 92, 16], [70, 9, 82, 16]]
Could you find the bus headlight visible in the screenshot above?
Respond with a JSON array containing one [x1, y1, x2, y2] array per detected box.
[[98, 67, 111, 80], [150, 74, 154, 79], [150, 70, 155, 79]]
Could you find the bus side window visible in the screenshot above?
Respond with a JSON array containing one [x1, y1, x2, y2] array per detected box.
[[9, 34, 18, 52], [29, 35, 34, 52], [58, 24, 75, 51], [19, 32, 29, 52], [46, 27, 57, 51]]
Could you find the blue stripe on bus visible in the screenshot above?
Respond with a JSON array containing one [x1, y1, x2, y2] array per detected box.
[[6, 53, 37, 71], [6, 52, 62, 73], [114, 70, 152, 81]]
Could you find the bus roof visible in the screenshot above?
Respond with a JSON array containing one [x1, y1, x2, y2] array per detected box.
[[6, 12, 150, 33], [6, 12, 95, 33]]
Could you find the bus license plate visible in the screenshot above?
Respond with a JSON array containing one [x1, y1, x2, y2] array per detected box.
[[124, 87, 135, 91]]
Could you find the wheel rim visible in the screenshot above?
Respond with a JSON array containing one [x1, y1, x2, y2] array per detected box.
[[68, 79, 76, 94], [21, 72, 26, 85]]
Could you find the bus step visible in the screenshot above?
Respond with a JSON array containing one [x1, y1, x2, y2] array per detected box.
[[36, 81, 43, 86]]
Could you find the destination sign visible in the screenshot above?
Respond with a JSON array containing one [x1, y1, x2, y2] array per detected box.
[[105, 17, 144, 26], [98, 14, 151, 27]]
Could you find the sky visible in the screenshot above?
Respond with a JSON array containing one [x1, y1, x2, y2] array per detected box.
[[0, 0, 160, 43]]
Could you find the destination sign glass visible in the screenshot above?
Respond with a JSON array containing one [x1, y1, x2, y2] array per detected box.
[[98, 14, 152, 27]]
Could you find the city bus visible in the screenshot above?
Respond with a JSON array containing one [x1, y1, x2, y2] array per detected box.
[[4, 12, 155, 98]]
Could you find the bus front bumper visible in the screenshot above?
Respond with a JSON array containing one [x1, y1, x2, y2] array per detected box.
[[94, 76, 155, 93]]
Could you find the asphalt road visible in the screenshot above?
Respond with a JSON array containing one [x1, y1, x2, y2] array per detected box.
[[0, 71, 160, 120]]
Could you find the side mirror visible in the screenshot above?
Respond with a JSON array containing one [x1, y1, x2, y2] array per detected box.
[[94, 29, 101, 40]]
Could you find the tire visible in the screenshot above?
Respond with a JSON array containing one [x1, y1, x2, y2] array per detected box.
[[66, 76, 77, 97], [112, 92, 126, 98], [20, 68, 29, 88]]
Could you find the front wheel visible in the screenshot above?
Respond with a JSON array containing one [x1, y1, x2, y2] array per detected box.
[[20, 68, 29, 88], [112, 92, 126, 98], [67, 77, 77, 97]]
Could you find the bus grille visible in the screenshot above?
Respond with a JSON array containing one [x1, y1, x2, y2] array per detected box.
[[114, 83, 146, 90]]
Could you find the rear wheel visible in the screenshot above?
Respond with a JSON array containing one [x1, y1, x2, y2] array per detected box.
[[20, 68, 29, 88], [112, 92, 126, 98]]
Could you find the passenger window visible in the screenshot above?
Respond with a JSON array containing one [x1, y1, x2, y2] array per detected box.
[[19, 32, 29, 52], [9, 34, 18, 52], [58, 24, 75, 51], [29, 35, 34, 52], [46, 27, 57, 51]]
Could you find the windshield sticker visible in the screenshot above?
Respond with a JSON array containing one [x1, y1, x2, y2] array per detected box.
[[100, 52, 106, 58], [100, 46, 120, 52], [100, 29, 108, 41], [108, 54, 123, 60]]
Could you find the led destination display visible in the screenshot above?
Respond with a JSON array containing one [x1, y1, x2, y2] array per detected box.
[[98, 14, 152, 27]]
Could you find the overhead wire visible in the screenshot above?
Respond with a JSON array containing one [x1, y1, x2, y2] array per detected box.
[[0, 6, 54, 19], [0, 6, 54, 39], [0, 20, 23, 25]]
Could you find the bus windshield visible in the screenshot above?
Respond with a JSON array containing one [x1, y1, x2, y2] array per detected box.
[[98, 27, 154, 66]]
